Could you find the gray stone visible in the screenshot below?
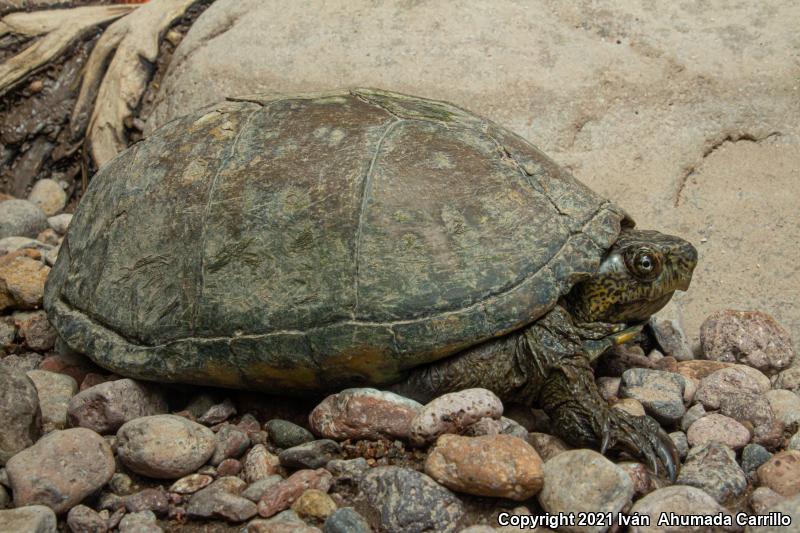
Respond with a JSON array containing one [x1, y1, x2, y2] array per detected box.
[[0, 200, 48, 239], [67, 378, 168, 435], [677, 442, 747, 504], [538, 450, 633, 533], [0, 352, 42, 373], [26, 369, 77, 432], [245, 510, 321, 533], [0, 485, 8, 509], [360, 466, 464, 533], [0, 505, 57, 533], [596, 377, 620, 401], [186, 485, 258, 522], [649, 312, 693, 361], [46, 213, 72, 234], [324, 507, 371, 533], [116, 415, 216, 479], [279, 439, 341, 469], [695, 366, 771, 410], [687, 413, 751, 450], [0, 237, 52, 256], [266, 419, 315, 449], [619, 368, 686, 424], [681, 403, 707, 432], [669, 431, 689, 460], [750, 487, 785, 515], [719, 392, 776, 430], [771, 367, 800, 392], [629, 486, 738, 533], [118, 510, 162, 533], [209, 423, 250, 465], [0, 366, 41, 465], [764, 390, 800, 428], [196, 397, 236, 425], [326, 457, 369, 486], [241, 475, 283, 502], [11, 311, 56, 352], [788, 430, 800, 450], [124, 487, 169, 515], [66, 505, 107, 533], [741, 444, 772, 478]]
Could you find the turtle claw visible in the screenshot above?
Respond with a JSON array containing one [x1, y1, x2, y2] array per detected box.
[[607, 409, 679, 482]]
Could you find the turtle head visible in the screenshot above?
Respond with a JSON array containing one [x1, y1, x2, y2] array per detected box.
[[566, 229, 698, 324]]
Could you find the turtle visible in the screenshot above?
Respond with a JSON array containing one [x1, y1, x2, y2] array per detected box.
[[44, 88, 697, 479]]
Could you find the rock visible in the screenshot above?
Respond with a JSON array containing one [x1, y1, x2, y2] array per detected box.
[[279, 439, 341, 469], [629, 486, 737, 533], [37, 351, 99, 385], [789, 430, 800, 450], [0, 199, 48, 239], [108, 473, 134, 496], [6, 428, 114, 513], [66, 504, 107, 533], [463, 417, 503, 437], [266, 419, 315, 448], [118, 510, 162, 533], [681, 403, 707, 432], [538, 450, 633, 533], [676, 360, 733, 380], [217, 458, 242, 476], [292, 489, 337, 519], [323, 507, 371, 533], [0, 249, 49, 311], [186, 485, 258, 522], [649, 312, 693, 361], [241, 475, 283, 502], [687, 413, 751, 450], [124, 487, 169, 515], [210, 423, 250, 465], [771, 367, 800, 391], [326, 457, 369, 486], [11, 311, 56, 351], [700, 310, 794, 376], [116, 415, 216, 479], [498, 416, 529, 439], [67, 379, 168, 435], [612, 397, 646, 417], [596, 377, 620, 401], [757, 450, 800, 497], [719, 392, 776, 429], [35, 229, 58, 247], [410, 388, 502, 445], [0, 366, 41, 465], [0, 505, 57, 533], [503, 404, 544, 432], [25, 369, 77, 432], [677, 442, 747, 504], [0, 318, 14, 349], [669, 431, 689, 459], [617, 461, 657, 497], [258, 468, 333, 518], [619, 368, 686, 423], [196, 397, 237, 425], [27, 180, 66, 217], [209, 475, 247, 495], [526, 432, 569, 461], [764, 390, 800, 428], [309, 388, 422, 441], [246, 510, 322, 533], [0, 352, 42, 373], [750, 487, 785, 514], [360, 466, 464, 533], [752, 419, 786, 450], [746, 493, 800, 532], [425, 434, 543, 500], [169, 473, 214, 495], [243, 444, 281, 483], [46, 213, 72, 234], [0, 237, 52, 257], [741, 444, 772, 478], [0, 485, 7, 509], [695, 366, 771, 409]]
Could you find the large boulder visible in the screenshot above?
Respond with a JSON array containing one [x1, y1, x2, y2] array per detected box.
[[146, 0, 800, 350]]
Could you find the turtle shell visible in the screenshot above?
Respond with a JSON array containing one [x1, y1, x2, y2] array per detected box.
[[44, 89, 631, 392]]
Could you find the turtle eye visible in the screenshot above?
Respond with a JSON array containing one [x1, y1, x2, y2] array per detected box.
[[625, 247, 662, 281]]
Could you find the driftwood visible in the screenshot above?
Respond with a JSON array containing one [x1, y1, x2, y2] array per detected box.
[[0, 5, 135, 95], [76, 0, 196, 168]]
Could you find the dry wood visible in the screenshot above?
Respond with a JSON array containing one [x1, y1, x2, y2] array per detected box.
[[80, 0, 196, 168], [0, 5, 134, 95]]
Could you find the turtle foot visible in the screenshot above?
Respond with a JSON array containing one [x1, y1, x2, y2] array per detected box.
[[601, 409, 679, 482]]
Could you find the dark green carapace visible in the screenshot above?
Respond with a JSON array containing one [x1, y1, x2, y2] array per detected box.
[[44, 89, 696, 478]]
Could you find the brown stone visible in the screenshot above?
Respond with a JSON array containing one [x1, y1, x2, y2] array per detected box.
[[424, 434, 543, 500], [410, 388, 503, 446], [243, 444, 281, 483], [67, 378, 168, 435], [309, 388, 421, 440], [257, 468, 333, 518], [675, 360, 733, 380], [757, 450, 800, 497], [6, 427, 115, 513], [526, 432, 569, 462], [0, 249, 49, 311], [11, 310, 56, 351]]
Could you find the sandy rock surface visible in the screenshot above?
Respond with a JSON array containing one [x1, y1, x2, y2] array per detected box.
[[146, 0, 800, 350]]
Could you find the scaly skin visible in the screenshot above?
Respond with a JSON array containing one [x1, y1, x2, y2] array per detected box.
[[391, 229, 697, 481]]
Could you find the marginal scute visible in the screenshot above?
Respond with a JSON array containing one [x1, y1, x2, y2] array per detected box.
[[44, 89, 626, 391]]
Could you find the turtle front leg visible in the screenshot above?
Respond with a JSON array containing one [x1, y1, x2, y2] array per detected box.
[[525, 307, 679, 480]]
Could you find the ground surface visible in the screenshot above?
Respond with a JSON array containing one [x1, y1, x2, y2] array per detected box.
[[144, 0, 800, 352]]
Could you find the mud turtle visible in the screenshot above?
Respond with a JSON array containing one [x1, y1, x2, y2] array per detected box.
[[45, 89, 696, 477]]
